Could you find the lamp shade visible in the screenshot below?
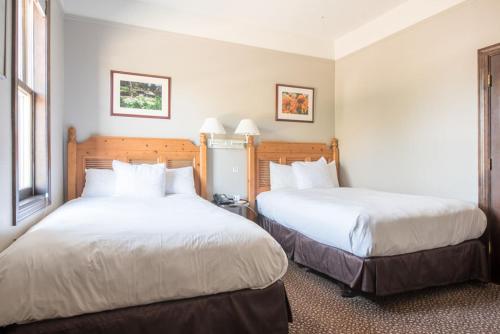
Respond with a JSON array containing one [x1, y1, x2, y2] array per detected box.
[[235, 119, 260, 136], [200, 118, 226, 135]]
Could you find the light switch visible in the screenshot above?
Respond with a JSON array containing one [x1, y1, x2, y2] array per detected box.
[[232, 167, 239, 173]]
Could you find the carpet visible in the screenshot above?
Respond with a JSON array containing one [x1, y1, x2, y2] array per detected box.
[[283, 262, 500, 334]]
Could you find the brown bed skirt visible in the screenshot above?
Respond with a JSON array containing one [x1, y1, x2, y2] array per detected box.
[[2, 281, 291, 334], [258, 215, 489, 296]]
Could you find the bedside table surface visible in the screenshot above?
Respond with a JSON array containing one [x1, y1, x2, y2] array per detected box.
[[212, 200, 256, 219]]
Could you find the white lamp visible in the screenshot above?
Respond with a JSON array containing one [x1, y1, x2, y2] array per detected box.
[[235, 119, 260, 142], [200, 117, 226, 140]]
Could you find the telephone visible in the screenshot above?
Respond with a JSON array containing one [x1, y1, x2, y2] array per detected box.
[[213, 194, 234, 205]]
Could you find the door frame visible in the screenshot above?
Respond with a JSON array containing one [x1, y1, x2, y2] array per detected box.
[[478, 43, 500, 272]]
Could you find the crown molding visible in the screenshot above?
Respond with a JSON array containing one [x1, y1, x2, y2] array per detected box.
[[334, 0, 467, 60], [60, 0, 468, 61], [60, 0, 334, 60]]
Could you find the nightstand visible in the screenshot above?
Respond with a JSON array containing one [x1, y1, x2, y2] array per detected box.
[[213, 201, 256, 220]]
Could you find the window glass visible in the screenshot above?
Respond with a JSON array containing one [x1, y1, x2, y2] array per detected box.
[[26, 0, 34, 88], [17, 87, 33, 192], [17, 0, 24, 81]]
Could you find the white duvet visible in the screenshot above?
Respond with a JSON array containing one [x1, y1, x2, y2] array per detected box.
[[0, 195, 288, 327], [257, 187, 486, 258]]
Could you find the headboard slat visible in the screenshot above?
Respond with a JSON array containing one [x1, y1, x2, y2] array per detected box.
[[84, 158, 114, 169], [128, 159, 160, 165], [167, 159, 194, 169], [67, 127, 208, 200]]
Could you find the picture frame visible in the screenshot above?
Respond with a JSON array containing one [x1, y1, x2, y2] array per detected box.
[[276, 84, 314, 123], [111, 70, 171, 119], [0, 0, 6, 79]]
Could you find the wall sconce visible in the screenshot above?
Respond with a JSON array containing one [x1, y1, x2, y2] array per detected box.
[[200, 117, 226, 148], [235, 119, 260, 143], [200, 118, 260, 149]]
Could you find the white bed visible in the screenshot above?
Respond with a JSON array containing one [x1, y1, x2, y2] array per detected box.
[[257, 187, 487, 258], [0, 195, 288, 327]]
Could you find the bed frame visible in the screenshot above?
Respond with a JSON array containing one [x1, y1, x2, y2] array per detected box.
[[246, 137, 489, 296], [66, 127, 208, 200]]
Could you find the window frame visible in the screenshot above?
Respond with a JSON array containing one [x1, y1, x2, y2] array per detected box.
[[12, 0, 51, 225]]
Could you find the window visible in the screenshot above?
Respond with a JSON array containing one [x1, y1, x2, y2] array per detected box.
[[13, 0, 50, 224]]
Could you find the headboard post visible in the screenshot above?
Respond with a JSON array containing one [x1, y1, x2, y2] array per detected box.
[[332, 138, 339, 161], [199, 133, 208, 199], [332, 138, 340, 179], [67, 127, 77, 201], [246, 136, 256, 209]]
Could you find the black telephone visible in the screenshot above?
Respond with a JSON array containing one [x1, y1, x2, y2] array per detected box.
[[213, 194, 234, 205]]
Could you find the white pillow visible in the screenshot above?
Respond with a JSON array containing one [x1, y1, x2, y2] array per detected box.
[[269, 162, 296, 190], [292, 157, 334, 190], [165, 166, 196, 195], [328, 160, 340, 187], [81, 169, 116, 197], [112, 160, 166, 198]]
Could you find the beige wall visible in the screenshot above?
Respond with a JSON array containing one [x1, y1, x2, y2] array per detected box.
[[335, 0, 500, 202], [64, 17, 335, 197], [0, 0, 65, 251], [1, 0, 495, 252]]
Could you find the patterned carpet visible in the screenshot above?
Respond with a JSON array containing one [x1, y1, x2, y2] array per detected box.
[[282, 261, 500, 334]]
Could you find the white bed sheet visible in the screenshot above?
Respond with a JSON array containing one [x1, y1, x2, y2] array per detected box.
[[0, 195, 288, 327], [257, 187, 486, 258]]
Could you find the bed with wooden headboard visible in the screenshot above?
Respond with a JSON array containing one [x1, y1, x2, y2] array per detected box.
[[244, 137, 489, 297], [3, 129, 291, 334], [66, 127, 208, 200], [245, 137, 339, 207]]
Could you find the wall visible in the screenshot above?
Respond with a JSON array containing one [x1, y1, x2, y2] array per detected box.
[[335, 0, 500, 202], [0, 0, 65, 252], [63, 17, 335, 197]]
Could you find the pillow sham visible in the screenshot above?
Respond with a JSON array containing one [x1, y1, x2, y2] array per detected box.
[[165, 166, 196, 195], [292, 157, 334, 190], [112, 160, 166, 198], [81, 169, 116, 198], [269, 162, 296, 190], [328, 160, 340, 187]]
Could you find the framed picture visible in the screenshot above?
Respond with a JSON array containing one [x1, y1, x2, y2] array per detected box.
[[276, 84, 314, 123], [0, 0, 6, 79], [111, 70, 171, 119]]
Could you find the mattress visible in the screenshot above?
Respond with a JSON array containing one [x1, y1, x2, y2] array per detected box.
[[257, 187, 487, 258], [0, 195, 288, 327]]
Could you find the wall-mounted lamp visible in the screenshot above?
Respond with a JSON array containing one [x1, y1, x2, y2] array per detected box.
[[200, 118, 260, 149], [235, 119, 260, 143], [200, 118, 226, 143]]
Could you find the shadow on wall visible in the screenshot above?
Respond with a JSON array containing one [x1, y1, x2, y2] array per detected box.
[[207, 148, 247, 199]]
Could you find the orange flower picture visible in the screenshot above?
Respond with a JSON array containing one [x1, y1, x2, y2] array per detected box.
[[281, 92, 309, 115], [276, 84, 314, 123]]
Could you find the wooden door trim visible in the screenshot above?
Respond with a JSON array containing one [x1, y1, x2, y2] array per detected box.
[[479, 43, 500, 209], [478, 43, 500, 267]]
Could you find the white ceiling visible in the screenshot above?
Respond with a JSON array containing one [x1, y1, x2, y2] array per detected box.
[[60, 0, 466, 59], [136, 0, 407, 40]]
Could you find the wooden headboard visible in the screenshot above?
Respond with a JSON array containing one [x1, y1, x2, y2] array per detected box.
[[66, 127, 208, 200], [246, 137, 339, 207]]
